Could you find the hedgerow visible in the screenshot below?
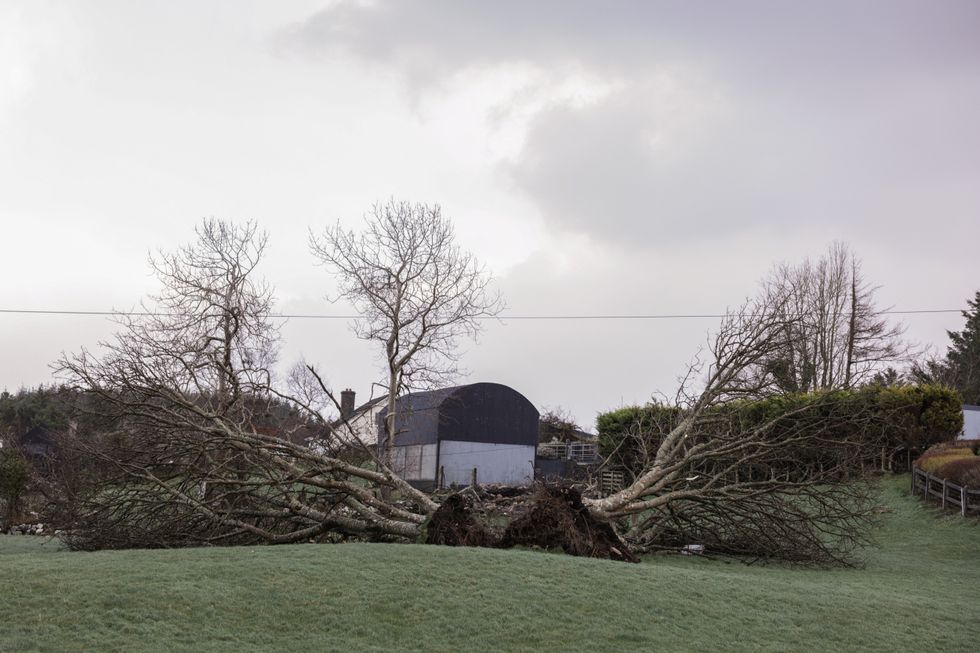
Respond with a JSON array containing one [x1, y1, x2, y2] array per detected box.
[[598, 385, 963, 480]]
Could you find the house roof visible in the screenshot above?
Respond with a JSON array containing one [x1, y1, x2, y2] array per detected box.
[[329, 395, 387, 430]]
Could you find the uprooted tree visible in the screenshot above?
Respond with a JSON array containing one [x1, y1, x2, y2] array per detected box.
[[51, 224, 903, 564], [53, 219, 437, 548], [581, 296, 889, 564]]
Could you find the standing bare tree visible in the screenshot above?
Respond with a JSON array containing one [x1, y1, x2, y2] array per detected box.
[[309, 200, 504, 473], [757, 242, 907, 393]]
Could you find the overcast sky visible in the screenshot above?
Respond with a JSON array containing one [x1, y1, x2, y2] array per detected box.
[[1, 0, 978, 429]]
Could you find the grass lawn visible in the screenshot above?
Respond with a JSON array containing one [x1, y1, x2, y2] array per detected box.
[[1, 476, 977, 653]]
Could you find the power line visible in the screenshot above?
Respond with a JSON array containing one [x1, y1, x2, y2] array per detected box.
[[0, 307, 964, 320]]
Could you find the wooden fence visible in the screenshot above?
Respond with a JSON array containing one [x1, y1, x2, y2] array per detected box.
[[910, 466, 980, 517], [598, 470, 624, 495]]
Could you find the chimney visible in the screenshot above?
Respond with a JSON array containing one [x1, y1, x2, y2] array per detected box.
[[340, 389, 356, 420]]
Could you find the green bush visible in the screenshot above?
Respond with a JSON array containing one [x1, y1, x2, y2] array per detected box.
[[596, 404, 682, 477]]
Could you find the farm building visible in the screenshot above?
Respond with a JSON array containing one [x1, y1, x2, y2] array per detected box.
[[962, 405, 980, 439], [375, 382, 539, 489]]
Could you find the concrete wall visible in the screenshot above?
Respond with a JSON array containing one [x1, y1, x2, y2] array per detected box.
[[438, 440, 535, 486], [962, 406, 980, 439]]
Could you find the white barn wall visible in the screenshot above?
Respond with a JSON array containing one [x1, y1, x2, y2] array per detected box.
[[438, 440, 536, 486], [962, 406, 980, 439]]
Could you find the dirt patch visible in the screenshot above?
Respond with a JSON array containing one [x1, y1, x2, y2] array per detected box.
[[424, 494, 496, 547], [499, 485, 638, 563]]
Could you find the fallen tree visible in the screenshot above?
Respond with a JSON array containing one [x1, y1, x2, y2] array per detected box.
[[50, 223, 897, 564], [581, 298, 895, 565], [52, 220, 435, 549]]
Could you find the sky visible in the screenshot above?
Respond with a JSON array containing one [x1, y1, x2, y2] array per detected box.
[[1, 0, 978, 430]]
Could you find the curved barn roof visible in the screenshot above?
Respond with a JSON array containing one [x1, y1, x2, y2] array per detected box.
[[377, 382, 539, 448]]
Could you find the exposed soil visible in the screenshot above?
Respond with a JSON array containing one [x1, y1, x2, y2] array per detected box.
[[426, 483, 637, 563], [424, 493, 496, 547], [498, 484, 638, 563]]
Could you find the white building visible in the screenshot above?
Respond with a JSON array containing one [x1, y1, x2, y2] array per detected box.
[[962, 405, 980, 439]]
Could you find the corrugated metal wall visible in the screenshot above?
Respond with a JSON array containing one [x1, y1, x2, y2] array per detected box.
[[391, 443, 439, 481], [962, 406, 980, 439], [438, 440, 535, 486]]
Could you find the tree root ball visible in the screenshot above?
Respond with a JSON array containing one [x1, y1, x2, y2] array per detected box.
[[425, 485, 638, 563], [499, 485, 638, 563], [424, 494, 495, 547]]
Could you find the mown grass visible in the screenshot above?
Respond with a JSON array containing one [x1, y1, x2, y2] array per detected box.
[[1, 476, 977, 653]]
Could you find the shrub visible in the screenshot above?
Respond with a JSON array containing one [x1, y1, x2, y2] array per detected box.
[[915, 439, 980, 487], [935, 458, 980, 488]]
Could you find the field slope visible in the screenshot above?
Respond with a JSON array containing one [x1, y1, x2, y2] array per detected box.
[[1, 476, 977, 653]]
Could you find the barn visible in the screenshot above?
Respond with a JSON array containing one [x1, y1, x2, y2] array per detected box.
[[376, 382, 539, 489]]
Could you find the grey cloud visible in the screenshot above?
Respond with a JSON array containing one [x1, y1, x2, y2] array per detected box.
[[507, 75, 980, 249], [504, 85, 830, 246], [283, 1, 980, 87], [284, 0, 980, 250]]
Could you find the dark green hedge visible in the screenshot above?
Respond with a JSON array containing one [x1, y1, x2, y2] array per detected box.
[[597, 404, 682, 477], [597, 385, 963, 479]]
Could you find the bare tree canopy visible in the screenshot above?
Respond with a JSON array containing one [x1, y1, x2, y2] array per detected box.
[[48, 224, 894, 565], [309, 199, 504, 469], [54, 219, 437, 549], [62, 219, 280, 413], [755, 242, 907, 393]]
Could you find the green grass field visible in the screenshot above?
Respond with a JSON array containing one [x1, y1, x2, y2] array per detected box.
[[1, 476, 977, 653]]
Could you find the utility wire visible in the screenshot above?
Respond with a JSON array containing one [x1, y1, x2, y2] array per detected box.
[[0, 308, 963, 320]]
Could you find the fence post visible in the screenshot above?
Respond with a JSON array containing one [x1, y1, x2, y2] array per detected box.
[[438, 466, 445, 490], [471, 467, 478, 488], [910, 468, 915, 496], [962, 486, 968, 517], [941, 479, 947, 510]]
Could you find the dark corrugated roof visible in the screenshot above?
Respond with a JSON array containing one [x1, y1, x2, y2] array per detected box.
[[377, 382, 539, 447], [384, 385, 463, 415]]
